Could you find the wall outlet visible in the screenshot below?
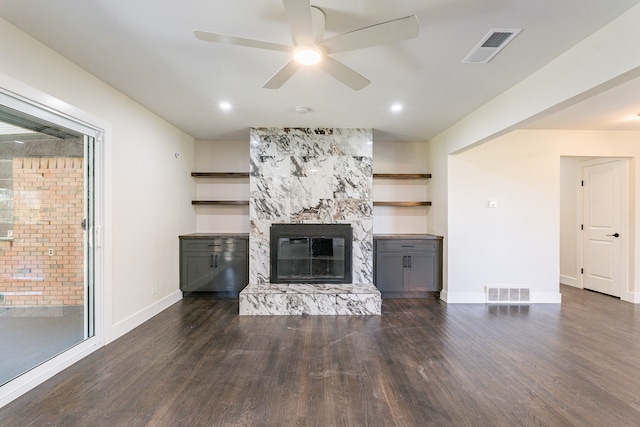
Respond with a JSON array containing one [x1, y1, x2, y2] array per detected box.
[[152, 282, 158, 295], [48, 248, 54, 256]]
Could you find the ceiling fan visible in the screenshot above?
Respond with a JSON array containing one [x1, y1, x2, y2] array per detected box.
[[194, 0, 419, 90]]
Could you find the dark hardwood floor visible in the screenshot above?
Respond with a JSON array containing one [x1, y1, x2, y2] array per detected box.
[[2, 285, 640, 426]]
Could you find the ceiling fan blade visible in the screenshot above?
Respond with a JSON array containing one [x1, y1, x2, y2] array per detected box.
[[321, 15, 419, 54], [319, 56, 370, 91], [282, 0, 315, 45], [194, 30, 291, 52], [263, 60, 302, 89]]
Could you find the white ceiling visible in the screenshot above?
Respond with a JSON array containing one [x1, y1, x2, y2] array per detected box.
[[1, 0, 639, 142]]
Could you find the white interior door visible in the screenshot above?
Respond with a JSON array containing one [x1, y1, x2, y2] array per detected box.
[[581, 159, 627, 297]]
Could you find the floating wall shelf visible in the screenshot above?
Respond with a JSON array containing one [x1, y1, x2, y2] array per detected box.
[[190, 172, 432, 207], [191, 173, 250, 206], [373, 201, 432, 207], [192, 200, 249, 206], [191, 172, 249, 178], [373, 173, 431, 179], [373, 173, 432, 207]]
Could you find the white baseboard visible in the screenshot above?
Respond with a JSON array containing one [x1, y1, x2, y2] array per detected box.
[[107, 290, 182, 344], [530, 292, 562, 303], [560, 275, 580, 288], [622, 292, 640, 304], [440, 291, 486, 303], [441, 290, 562, 304]]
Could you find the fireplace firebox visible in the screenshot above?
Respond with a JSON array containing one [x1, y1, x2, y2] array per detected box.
[[270, 224, 352, 284]]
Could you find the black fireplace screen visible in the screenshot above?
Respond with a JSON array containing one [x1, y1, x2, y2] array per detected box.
[[270, 224, 352, 284]]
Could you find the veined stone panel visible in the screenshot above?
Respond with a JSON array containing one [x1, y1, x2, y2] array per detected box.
[[239, 283, 381, 315], [249, 128, 373, 284]]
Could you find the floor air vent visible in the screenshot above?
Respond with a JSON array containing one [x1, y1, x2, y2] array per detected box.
[[486, 287, 530, 303], [462, 28, 522, 63]]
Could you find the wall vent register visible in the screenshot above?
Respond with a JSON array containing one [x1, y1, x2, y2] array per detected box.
[[486, 287, 530, 303]]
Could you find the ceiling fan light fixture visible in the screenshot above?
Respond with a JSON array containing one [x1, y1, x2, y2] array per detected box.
[[293, 46, 322, 65]]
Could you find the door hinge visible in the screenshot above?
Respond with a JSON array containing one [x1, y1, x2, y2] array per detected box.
[[581, 268, 584, 274], [581, 224, 583, 230], [581, 180, 584, 186]]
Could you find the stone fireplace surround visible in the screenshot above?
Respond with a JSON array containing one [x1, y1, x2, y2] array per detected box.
[[239, 128, 381, 315]]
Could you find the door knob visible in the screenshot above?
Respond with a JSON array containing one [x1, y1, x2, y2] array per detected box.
[[607, 233, 620, 238]]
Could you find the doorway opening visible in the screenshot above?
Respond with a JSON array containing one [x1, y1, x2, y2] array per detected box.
[[559, 157, 629, 299]]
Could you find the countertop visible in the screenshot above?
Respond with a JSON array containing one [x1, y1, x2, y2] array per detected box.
[[179, 233, 249, 239], [374, 234, 443, 240]]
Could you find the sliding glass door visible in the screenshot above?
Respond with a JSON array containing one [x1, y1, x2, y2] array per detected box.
[[0, 103, 96, 386]]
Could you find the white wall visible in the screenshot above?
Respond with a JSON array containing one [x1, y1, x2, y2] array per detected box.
[[428, 4, 640, 303], [448, 132, 561, 303], [373, 141, 429, 234], [194, 140, 249, 233], [446, 129, 640, 303], [0, 18, 196, 343]]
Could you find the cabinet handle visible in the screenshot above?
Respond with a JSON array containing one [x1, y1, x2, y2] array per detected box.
[[214, 254, 218, 268], [210, 255, 214, 268], [402, 255, 412, 268]]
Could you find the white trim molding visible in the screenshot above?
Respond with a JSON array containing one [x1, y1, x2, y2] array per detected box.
[[107, 290, 182, 343], [441, 290, 562, 304]]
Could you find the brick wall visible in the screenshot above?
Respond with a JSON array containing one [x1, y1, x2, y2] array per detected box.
[[0, 158, 84, 306]]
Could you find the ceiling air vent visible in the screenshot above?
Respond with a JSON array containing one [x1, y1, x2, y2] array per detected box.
[[462, 28, 522, 64]]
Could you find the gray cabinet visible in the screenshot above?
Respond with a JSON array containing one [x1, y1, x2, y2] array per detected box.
[[374, 236, 442, 297], [179, 235, 248, 296]]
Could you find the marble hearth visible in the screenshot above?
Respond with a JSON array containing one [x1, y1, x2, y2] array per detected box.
[[240, 283, 381, 315]]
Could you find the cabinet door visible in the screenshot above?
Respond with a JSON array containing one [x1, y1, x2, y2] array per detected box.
[[404, 252, 438, 291], [182, 252, 214, 292], [211, 252, 248, 292], [375, 252, 406, 291]]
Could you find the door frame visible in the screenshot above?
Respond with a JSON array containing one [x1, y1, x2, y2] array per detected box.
[[578, 157, 629, 299], [0, 86, 105, 408]]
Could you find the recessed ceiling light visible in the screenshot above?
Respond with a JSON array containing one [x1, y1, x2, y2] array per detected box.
[[295, 106, 308, 114], [293, 46, 322, 65], [219, 101, 232, 111], [391, 103, 403, 112]]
